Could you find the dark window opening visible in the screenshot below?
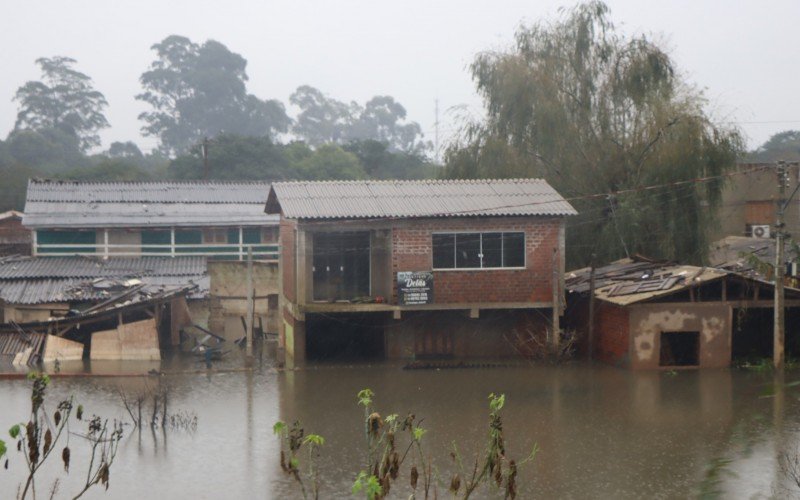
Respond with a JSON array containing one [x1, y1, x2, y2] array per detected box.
[[306, 313, 385, 361], [432, 232, 525, 269], [312, 231, 371, 301], [659, 331, 699, 367]]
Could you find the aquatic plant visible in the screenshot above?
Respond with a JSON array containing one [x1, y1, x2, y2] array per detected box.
[[0, 372, 123, 499]]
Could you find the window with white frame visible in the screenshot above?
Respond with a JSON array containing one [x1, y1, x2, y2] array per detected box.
[[432, 232, 525, 269]]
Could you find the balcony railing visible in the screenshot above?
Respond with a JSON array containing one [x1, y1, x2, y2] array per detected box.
[[34, 242, 279, 260]]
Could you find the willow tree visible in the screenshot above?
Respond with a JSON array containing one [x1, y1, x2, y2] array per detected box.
[[445, 1, 742, 267]]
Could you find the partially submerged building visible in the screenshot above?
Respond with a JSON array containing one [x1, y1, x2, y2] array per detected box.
[[23, 179, 278, 259], [0, 255, 208, 324], [266, 179, 576, 365], [565, 258, 800, 369]]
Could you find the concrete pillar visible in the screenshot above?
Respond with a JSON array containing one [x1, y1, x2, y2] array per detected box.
[[283, 311, 305, 369]]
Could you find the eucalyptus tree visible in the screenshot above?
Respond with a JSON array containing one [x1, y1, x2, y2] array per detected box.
[[290, 86, 429, 154], [137, 35, 291, 156], [13, 56, 109, 151], [445, 1, 742, 266]]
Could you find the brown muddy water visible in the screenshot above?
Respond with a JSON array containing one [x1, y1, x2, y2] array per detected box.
[[1, 361, 799, 499]]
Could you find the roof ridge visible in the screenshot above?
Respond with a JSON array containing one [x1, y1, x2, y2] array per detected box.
[[271, 178, 547, 185], [29, 179, 272, 186]]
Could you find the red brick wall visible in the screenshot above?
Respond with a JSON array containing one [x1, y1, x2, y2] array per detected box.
[[391, 217, 562, 304], [280, 218, 297, 303], [594, 302, 629, 366]]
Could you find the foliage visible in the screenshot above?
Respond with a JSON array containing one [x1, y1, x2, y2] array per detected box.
[[274, 420, 324, 500], [444, 1, 743, 267], [168, 134, 291, 180], [14, 57, 109, 151], [278, 388, 535, 499], [290, 85, 429, 154], [137, 35, 290, 156], [749, 130, 800, 162], [344, 140, 438, 179], [2, 373, 123, 499], [295, 144, 365, 180]]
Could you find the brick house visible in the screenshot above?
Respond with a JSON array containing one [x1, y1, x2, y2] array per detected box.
[[266, 179, 576, 365]]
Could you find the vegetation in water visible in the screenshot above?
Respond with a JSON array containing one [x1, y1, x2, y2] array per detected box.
[[0, 373, 123, 499], [275, 388, 537, 499]]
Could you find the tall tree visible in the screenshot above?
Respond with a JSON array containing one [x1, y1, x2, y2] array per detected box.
[[290, 85, 357, 146], [13, 56, 109, 151], [748, 130, 800, 162], [445, 1, 742, 267], [290, 86, 429, 154], [137, 35, 291, 156]]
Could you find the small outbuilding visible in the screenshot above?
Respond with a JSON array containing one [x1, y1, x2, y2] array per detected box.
[[565, 258, 800, 369]]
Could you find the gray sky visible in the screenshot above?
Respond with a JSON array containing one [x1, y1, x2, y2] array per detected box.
[[1, 0, 798, 155]]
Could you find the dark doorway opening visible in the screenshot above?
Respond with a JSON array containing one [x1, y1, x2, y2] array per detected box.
[[313, 231, 371, 301], [306, 313, 385, 362], [660, 331, 699, 367], [732, 308, 773, 361]]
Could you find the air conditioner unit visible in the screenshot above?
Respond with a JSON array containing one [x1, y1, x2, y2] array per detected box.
[[752, 225, 771, 238]]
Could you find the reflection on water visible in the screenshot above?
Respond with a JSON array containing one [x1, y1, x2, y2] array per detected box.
[[1, 362, 799, 498]]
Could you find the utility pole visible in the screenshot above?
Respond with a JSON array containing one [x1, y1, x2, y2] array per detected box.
[[202, 137, 210, 180], [551, 248, 560, 357], [588, 254, 596, 361], [774, 161, 800, 370], [245, 245, 254, 367], [434, 99, 440, 164], [775, 161, 787, 370]]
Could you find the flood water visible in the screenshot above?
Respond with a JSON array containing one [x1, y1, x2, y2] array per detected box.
[[2, 360, 800, 499]]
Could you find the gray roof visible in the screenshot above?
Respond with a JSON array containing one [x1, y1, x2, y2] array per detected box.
[[24, 179, 277, 228], [266, 179, 577, 219], [0, 256, 208, 304], [0, 255, 206, 279]]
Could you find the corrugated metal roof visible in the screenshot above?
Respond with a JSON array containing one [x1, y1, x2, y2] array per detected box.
[[0, 276, 208, 305], [565, 259, 728, 306], [266, 179, 577, 219], [0, 256, 207, 279], [24, 179, 276, 228], [0, 256, 209, 304]]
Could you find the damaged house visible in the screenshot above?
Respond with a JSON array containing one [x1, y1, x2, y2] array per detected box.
[[266, 179, 576, 365], [565, 258, 800, 369]]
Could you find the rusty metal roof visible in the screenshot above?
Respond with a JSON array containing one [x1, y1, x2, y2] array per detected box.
[[24, 179, 277, 228], [266, 179, 577, 219]]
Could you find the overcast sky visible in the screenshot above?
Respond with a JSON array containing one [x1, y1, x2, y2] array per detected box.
[[1, 0, 798, 156]]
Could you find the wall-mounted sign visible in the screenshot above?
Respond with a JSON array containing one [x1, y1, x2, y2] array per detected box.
[[397, 271, 434, 305]]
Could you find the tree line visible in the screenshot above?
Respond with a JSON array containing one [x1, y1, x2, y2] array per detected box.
[[2, 1, 796, 268], [0, 35, 437, 211]]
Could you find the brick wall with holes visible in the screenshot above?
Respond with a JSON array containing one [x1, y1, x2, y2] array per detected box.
[[594, 302, 630, 366], [391, 216, 563, 304]]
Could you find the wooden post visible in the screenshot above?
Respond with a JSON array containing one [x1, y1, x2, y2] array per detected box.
[[775, 161, 787, 371], [588, 255, 596, 361], [551, 248, 560, 356], [245, 246, 254, 366]]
